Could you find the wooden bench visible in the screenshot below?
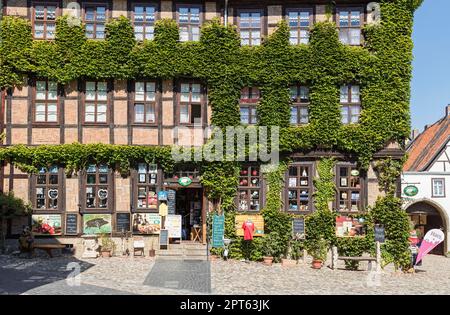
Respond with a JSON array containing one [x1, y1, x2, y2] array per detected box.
[[32, 244, 66, 258], [331, 242, 381, 271]]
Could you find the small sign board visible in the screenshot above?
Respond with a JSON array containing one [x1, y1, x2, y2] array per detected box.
[[166, 215, 182, 239], [167, 190, 176, 215], [158, 191, 168, 201], [65, 213, 78, 235], [116, 213, 131, 233], [212, 215, 225, 248], [292, 217, 305, 239], [374, 225, 385, 243], [159, 229, 169, 249]]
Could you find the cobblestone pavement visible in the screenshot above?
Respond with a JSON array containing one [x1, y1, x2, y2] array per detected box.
[[1, 254, 449, 295]]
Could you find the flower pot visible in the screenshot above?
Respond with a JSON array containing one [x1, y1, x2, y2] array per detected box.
[[312, 260, 323, 269], [149, 249, 156, 257], [101, 250, 112, 258], [281, 258, 297, 267], [263, 256, 273, 266], [210, 255, 219, 261]]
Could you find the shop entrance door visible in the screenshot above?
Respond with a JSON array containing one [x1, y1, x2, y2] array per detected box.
[[175, 188, 203, 242]]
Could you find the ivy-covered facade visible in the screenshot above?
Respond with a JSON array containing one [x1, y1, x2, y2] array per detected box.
[[0, 0, 421, 268]]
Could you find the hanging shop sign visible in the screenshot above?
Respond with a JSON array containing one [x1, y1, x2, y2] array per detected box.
[[98, 189, 108, 200], [212, 214, 225, 248], [83, 214, 112, 235], [132, 213, 161, 234], [165, 215, 182, 239], [48, 189, 58, 200], [415, 229, 445, 265], [235, 215, 264, 237], [351, 170, 360, 176], [335, 216, 366, 237], [292, 217, 305, 239], [32, 214, 62, 236], [403, 185, 419, 197], [158, 191, 168, 201], [178, 177, 192, 187]]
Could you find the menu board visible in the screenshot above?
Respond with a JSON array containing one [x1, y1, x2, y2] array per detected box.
[[65, 213, 78, 235], [212, 215, 225, 248], [235, 214, 264, 237], [167, 190, 176, 215], [166, 215, 182, 238], [374, 225, 385, 243], [159, 229, 169, 249], [116, 213, 131, 232], [292, 217, 305, 239]]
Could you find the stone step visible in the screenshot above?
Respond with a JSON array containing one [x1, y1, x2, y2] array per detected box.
[[157, 255, 208, 261]]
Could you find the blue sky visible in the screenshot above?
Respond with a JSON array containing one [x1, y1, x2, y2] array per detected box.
[[411, 0, 450, 131]]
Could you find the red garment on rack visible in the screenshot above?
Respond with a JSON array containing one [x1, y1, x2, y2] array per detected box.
[[242, 221, 255, 241]]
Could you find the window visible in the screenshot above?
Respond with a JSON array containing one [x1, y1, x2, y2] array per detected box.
[[177, 6, 201, 42], [35, 80, 58, 123], [286, 164, 313, 212], [34, 166, 59, 210], [287, 9, 312, 45], [132, 5, 156, 41], [240, 87, 259, 125], [338, 9, 363, 45], [85, 164, 109, 209], [84, 4, 107, 39], [85, 81, 108, 123], [136, 163, 159, 210], [432, 178, 445, 197], [238, 166, 261, 212], [340, 85, 361, 124], [239, 11, 262, 46], [290, 85, 309, 125], [33, 3, 58, 39], [179, 83, 202, 124], [134, 81, 156, 123], [337, 165, 364, 212]]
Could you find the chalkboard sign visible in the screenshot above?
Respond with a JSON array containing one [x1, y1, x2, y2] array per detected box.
[[374, 225, 385, 243], [167, 190, 176, 215], [65, 213, 78, 235], [116, 213, 131, 233], [212, 215, 225, 248], [159, 229, 169, 249], [292, 218, 305, 239]]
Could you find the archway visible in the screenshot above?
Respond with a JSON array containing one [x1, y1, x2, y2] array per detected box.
[[405, 199, 448, 255]]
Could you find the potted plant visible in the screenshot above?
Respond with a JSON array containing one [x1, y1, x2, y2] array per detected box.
[[149, 239, 156, 257], [307, 238, 328, 269], [282, 240, 302, 267], [262, 233, 280, 266], [99, 233, 116, 258]]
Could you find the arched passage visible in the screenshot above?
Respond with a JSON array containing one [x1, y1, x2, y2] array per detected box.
[[405, 199, 448, 255]]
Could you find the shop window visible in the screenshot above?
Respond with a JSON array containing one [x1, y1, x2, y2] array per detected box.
[[84, 4, 107, 39], [136, 163, 159, 210], [34, 166, 59, 210], [432, 178, 445, 197], [287, 9, 312, 45], [286, 164, 313, 212], [32, 3, 58, 40], [290, 85, 309, 125], [134, 81, 156, 123], [132, 5, 156, 41], [179, 82, 202, 124], [336, 165, 364, 212], [85, 81, 108, 123], [85, 164, 109, 209], [239, 10, 262, 46], [177, 5, 201, 42], [35, 80, 58, 123], [340, 85, 361, 124], [337, 8, 363, 46], [238, 166, 261, 212]]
